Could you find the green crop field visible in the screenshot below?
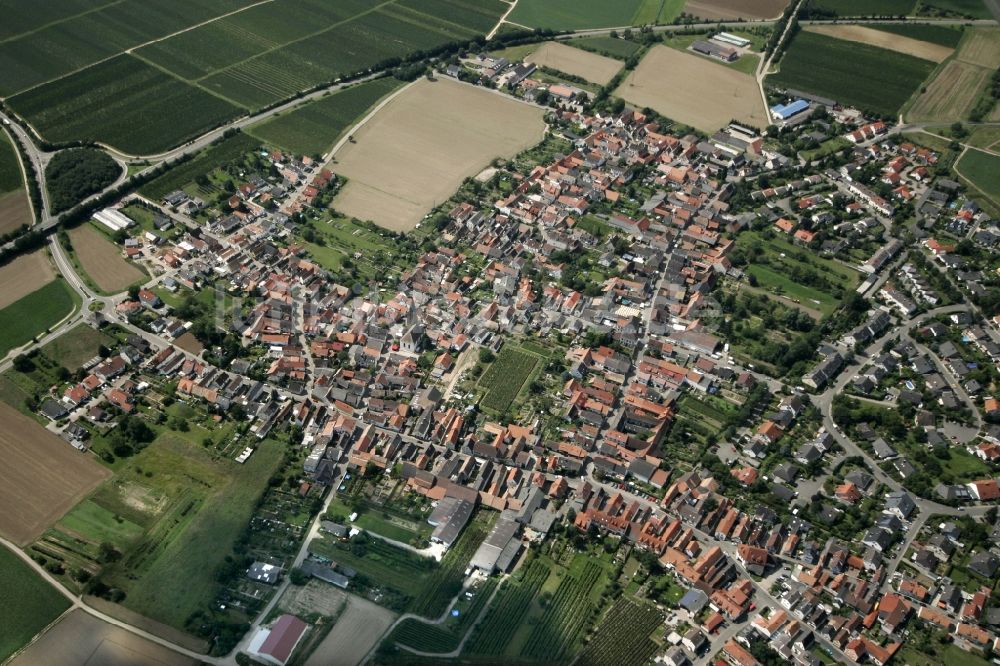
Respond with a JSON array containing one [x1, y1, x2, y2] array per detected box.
[[478, 346, 542, 413], [576, 599, 665, 666], [870, 22, 964, 47], [805, 0, 916, 16], [140, 133, 260, 200], [0, 280, 77, 358], [508, 0, 663, 29], [249, 78, 403, 156], [0, 545, 71, 662], [957, 148, 1000, 205], [769, 31, 936, 117], [919, 0, 992, 18], [7, 55, 241, 155], [0, 133, 24, 195], [569, 37, 643, 59], [0, 0, 259, 96]]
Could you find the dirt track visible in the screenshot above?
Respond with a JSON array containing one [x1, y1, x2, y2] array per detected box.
[[331, 78, 545, 232], [0, 402, 110, 546]]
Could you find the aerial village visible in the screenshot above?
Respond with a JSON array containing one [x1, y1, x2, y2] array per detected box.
[[23, 54, 1000, 666]]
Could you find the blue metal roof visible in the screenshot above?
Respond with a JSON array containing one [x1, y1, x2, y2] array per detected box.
[[770, 99, 809, 119]]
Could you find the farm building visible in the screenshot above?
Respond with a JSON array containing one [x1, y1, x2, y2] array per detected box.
[[691, 40, 738, 62], [770, 99, 810, 121], [469, 514, 520, 573], [712, 32, 752, 48], [93, 208, 134, 232], [248, 614, 308, 666], [428, 496, 475, 547]]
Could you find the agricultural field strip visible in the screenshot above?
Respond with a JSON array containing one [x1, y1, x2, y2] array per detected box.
[[466, 558, 550, 655], [522, 560, 603, 659], [576, 598, 666, 666], [478, 346, 543, 412], [390, 578, 499, 652]]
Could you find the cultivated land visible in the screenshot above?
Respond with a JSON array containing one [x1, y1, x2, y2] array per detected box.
[[68, 224, 146, 293], [569, 36, 644, 59], [616, 45, 768, 132], [0, 545, 71, 663], [0, 280, 78, 358], [870, 22, 964, 47], [769, 31, 936, 118], [805, 0, 916, 16], [9, 609, 196, 666], [0, 131, 30, 234], [331, 78, 545, 231], [249, 78, 404, 157], [479, 346, 543, 413], [805, 24, 954, 62], [305, 595, 396, 666], [956, 148, 1000, 206], [684, 0, 790, 19], [0, 402, 110, 545], [0, 249, 56, 309], [907, 27, 1000, 122], [506, 0, 663, 30], [526, 42, 623, 86]]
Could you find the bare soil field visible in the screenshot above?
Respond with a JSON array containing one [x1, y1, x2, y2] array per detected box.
[[805, 25, 953, 62], [10, 609, 196, 666], [0, 190, 31, 235], [957, 27, 1000, 68], [69, 224, 146, 293], [305, 594, 396, 666], [83, 596, 209, 653], [908, 60, 991, 121], [279, 580, 347, 618], [331, 78, 545, 232], [526, 42, 623, 85], [615, 45, 768, 132], [173, 331, 204, 355], [0, 248, 55, 309], [685, 0, 788, 19], [0, 402, 110, 545]]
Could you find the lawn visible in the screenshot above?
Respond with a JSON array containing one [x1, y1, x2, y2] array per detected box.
[[95, 433, 286, 630], [0, 279, 78, 357], [326, 496, 431, 545], [507, 0, 662, 29], [769, 30, 936, 117], [0, 545, 71, 662], [956, 148, 1000, 206], [898, 644, 992, 666], [38, 324, 113, 370], [870, 22, 964, 47], [746, 264, 840, 316], [478, 346, 543, 414], [248, 78, 403, 157]]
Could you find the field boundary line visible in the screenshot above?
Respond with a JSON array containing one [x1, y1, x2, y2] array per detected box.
[[3, 0, 278, 100], [487, 0, 519, 40]]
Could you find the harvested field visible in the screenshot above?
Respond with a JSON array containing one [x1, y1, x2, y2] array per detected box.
[[0, 401, 110, 545], [616, 45, 768, 132], [306, 595, 396, 666], [805, 24, 953, 61], [907, 27, 1000, 122], [526, 42, 623, 85], [0, 191, 31, 235], [908, 60, 991, 121], [331, 78, 545, 231], [685, 0, 789, 19], [0, 249, 55, 309], [69, 224, 146, 293], [955, 27, 1000, 68], [9, 609, 196, 666]]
